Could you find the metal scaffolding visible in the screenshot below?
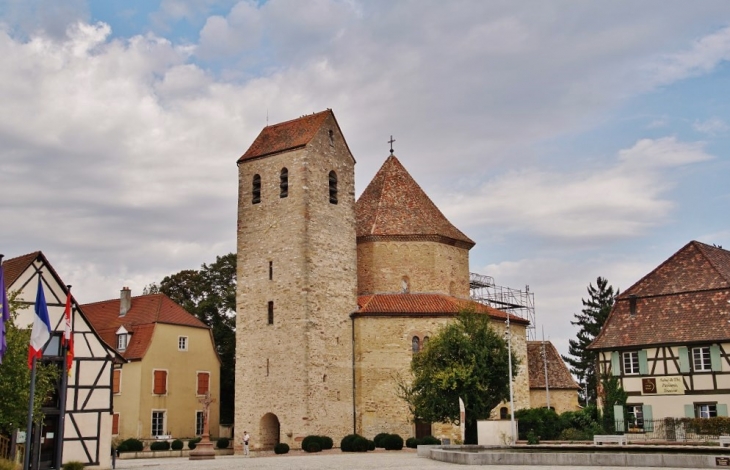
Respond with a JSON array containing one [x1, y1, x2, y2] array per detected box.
[[470, 272, 536, 340]]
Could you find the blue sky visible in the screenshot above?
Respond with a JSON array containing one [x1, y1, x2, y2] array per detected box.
[[1, 0, 730, 360]]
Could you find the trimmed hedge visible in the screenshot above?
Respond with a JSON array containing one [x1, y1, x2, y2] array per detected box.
[[216, 437, 229, 449], [188, 437, 202, 450], [352, 436, 369, 452], [150, 441, 170, 451], [302, 435, 332, 452], [373, 433, 390, 448], [367, 440, 376, 451], [406, 435, 442, 448], [61, 462, 84, 470], [117, 438, 144, 452], [274, 443, 290, 454], [382, 434, 403, 450], [340, 434, 359, 452], [171, 439, 184, 450]]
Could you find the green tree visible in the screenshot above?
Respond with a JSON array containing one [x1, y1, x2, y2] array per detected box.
[[599, 373, 628, 433], [0, 294, 60, 434], [144, 253, 236, 423], [398, 310, 518, 444], [562, 277, 619, 406]]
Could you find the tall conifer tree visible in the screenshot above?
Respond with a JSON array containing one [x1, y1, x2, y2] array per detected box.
[[562, 277, 618, 406]]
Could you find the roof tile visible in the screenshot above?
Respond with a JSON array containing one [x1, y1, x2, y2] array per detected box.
[[527, 341, 580, 390], [238, 110, 332, 162]]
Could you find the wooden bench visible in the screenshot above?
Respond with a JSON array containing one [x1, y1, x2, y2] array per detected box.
[[720, 436, 730, 447], [593, 435, 627, 445]]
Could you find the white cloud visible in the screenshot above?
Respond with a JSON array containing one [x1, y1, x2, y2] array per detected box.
[[693, 117, 730, 135], [442, 137, 713, 241]]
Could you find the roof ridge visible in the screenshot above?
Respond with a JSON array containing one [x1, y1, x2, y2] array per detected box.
[[264, 109, 331, 129], [693, 240, 730, 285]]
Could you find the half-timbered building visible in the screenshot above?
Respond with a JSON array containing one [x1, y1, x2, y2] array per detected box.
[[3, 252, 117, 469], [589, 241, 730, 430]]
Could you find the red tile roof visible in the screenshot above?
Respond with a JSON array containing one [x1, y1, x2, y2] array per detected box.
[[356, 155, 474, 248], [238, 110, 333, 162], [527, 341, 580, 390], [82, 293, 209, 361], [2, 251, 42, 286], [355, 293, 529, 324], [590, 241, 730, 350]]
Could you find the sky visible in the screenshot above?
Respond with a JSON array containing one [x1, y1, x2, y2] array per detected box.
[[1, 0, 730, 360]]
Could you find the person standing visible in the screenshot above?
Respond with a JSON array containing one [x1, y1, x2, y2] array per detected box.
[[243, 431, 250, 456]]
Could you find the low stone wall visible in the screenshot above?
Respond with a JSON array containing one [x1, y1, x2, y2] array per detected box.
[[118, 449, 234, 459]]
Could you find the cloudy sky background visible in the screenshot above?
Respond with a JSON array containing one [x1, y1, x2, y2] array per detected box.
[[2, 0, 730, 359]]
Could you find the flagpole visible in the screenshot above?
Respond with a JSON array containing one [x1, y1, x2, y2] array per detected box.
[[54, 285, 72, 470], [23, 356, 38, 470]]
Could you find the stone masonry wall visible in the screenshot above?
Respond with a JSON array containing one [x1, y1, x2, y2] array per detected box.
[[357, 241, 470, 297], [529, 389, 580, 414], [235, 114, 357, 452], [354, 315, 529, 441]]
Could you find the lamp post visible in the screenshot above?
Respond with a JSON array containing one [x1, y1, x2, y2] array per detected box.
[[505, 314, 515, 445]]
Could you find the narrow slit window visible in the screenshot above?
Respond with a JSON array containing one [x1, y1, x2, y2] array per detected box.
[[252, 174, 261, 204], [328, 129, 334, 146], [280, 168, 288, 198], [268, 301, 274, 325], [269, 261, 273, 280], [412, 336, 420, 353], [329, 170, 338, 204]]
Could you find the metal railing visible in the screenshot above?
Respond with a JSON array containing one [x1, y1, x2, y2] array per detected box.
[[615, 418, 730, 442]]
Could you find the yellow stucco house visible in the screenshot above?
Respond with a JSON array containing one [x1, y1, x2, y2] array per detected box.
[[82, 288, 220, 441]]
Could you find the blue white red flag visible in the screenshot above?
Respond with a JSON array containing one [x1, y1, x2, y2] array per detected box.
[[28, 277, 51, 369], [0, 261, 10, 364]]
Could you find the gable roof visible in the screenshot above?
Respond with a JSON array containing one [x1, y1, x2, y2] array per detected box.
[[81, 293, 209, 361], [590, 241, 730, 350], [355, 293, 529, 325], [526, 341, 580, 390], [238, 109, 353, 163], [355, 155, 475, 248], [2, 251, 43, 287], [619, 240, 730, 298]]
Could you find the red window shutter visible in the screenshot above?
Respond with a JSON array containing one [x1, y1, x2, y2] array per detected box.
[[113, 370, 121, 394], [153, 370, 167, 394], [112, 413, 120, 435], [197, 372, 210, 395]]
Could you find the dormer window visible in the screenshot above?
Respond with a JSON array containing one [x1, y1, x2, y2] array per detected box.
[[116, 326, 129, 351]]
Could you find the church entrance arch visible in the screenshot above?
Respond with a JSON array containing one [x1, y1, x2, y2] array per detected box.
[[259, 413, 280, 450]]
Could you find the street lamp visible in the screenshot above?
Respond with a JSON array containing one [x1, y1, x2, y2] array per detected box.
[[505, 314, 515, 445]]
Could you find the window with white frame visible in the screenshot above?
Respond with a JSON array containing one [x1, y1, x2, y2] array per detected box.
[[151, 410, 166, 436], [196, 411, 204, 436], [623, 351, 640, 375], [696, 403, 717, 418], [693, 346, 711, 371], [117, 333, 128, 351], [627, 404, 644, 429], [178, 336, 188, 351]]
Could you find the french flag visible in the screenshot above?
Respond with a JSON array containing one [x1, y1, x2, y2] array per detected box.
[[28, 276, 51, 369]]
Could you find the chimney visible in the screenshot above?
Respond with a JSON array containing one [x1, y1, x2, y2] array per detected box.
[[120, 287, 131, 317]]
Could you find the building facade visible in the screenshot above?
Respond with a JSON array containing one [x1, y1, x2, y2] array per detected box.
[[82, 289, 220, 441], [589, 241, 730, 430], [3, 252, 117, 469], [526, 341, 580, 414], [234, 110, 531, 451]]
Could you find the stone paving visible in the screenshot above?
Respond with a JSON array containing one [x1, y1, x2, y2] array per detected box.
[[115, 451, 708, 470]]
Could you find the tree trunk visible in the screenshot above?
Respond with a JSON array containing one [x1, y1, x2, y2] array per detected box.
[[465, 420, 478, 444]]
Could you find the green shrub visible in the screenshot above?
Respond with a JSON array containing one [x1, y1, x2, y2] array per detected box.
[[515, 408, 561, 440], [382, 434, 404, 450], [61, 462, 84, 470], [351, 435, 369, 452], [526, 430, 539, 445], [373, 433, 389, 448], [406, 437, 419, 448], [302, 435, 325, 452], [171, 439, 184, 450], [367, 440, 375, 451], [216, 438, 229, 449], [117, 438, 144, 452], [558, 428, 589, 441], [188, 437, 202, 449], [421, 435, 441, 445], [274, 443, 289, 454], [340, 434, 360, 452], [0, 458, 19, 470], [307, 442, 321, 452], [318, 435, 333, 450], [150, 441, 170, 451]]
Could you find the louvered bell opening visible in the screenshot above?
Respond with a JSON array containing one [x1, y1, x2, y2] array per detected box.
[[252, 174, 261, 204], [329, 171, 338, 204], [280, 168, 288, 198]]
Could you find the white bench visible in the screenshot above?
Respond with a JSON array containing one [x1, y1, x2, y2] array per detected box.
[[720, 436, 730, 447], [155, 435, 172, 440], [593, 435, 627, 445]]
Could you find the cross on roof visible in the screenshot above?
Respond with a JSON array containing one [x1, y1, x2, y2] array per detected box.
[[388, 135, 395, 155]]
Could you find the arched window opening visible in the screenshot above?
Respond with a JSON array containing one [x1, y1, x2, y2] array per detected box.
[[500, 407, 508, 420], [252, 174, 261, 204], [423, 336, 429, 346], [401, 276, 410, 293], [412, 336, 420, 354], [329, 171, 338, 204], [280, 168, 288, 198]]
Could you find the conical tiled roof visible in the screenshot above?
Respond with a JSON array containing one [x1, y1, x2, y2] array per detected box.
[[356, 155, 474, 248]]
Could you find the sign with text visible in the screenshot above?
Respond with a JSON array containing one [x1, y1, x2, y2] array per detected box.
[[642, 376, 684, 395]]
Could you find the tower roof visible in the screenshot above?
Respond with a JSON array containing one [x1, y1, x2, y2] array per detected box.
[[356, 155, 474, 248], [238, 109, 353, 163]]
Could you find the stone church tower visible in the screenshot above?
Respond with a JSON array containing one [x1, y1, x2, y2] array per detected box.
[[234, 110, 357, 450]]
